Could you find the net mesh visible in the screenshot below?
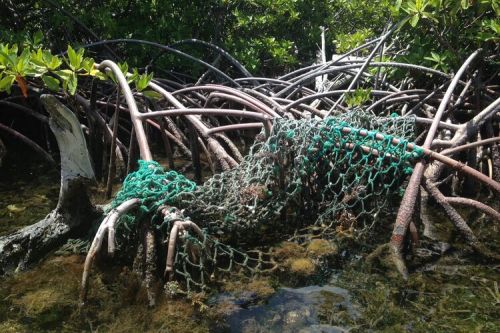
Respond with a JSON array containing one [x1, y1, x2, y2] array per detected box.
[[181, 111, 420, 238], [110, 160, 196, 245], [110, 112, 422, 291]]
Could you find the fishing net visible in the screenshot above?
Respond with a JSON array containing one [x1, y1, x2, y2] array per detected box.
[[110, 160, 196, 245], [180, 111, 420, 239], [109, 111, 422, 291]]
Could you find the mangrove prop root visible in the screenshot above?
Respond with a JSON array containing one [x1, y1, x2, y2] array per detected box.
[[3, 33, 499, 296], [80, 198, 140, 304], [444, 197, 500, 221], [423, 178, 499, 260], [162, 207, 203, 280], [389, 50, 483, 275]]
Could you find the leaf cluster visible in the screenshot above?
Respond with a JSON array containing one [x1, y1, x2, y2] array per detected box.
[[0, 0, 497, 77], [345, 88, 373, 108], [0, 38, 159, 98], [394, 0, 499, 73]]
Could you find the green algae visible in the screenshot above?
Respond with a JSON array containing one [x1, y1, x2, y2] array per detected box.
[[1, 220, 499, 333], [270, 239, 341, 287], [306, 239, 339, 258], [0, 255, 212, 332], [325, 200, 500, 333], [328, 258, 500, 333], [222, 277, 275, 300], [289, 258, 317, 276]]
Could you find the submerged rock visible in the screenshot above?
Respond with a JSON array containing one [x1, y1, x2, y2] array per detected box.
[[222, 285, 358, 332]]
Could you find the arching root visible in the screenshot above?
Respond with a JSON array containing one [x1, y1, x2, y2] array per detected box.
[[80, 198, 140, 304], [423, 178, 500, 260], [162, 207, 204, 280]]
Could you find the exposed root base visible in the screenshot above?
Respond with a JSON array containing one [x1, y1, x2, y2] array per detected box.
[[365, 243, 409, 280], [0, 180, 98, 275]]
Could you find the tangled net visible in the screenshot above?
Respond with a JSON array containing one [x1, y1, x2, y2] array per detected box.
[[110, 111, 422, 291], [182, 111, 420, 239], [108, 160, 196, 246]]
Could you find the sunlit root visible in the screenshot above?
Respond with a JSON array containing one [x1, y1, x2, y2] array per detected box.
[[80, 198, 140, 304], [388, 52, 500, 277]]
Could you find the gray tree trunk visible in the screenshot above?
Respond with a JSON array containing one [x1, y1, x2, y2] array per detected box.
[[0, 95, 99, 275]]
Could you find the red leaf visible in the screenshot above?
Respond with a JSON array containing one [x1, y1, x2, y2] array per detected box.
[[16, 75, 29, 98]]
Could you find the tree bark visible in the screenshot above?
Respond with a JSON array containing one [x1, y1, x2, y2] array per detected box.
[[0, 95, 98, 275]]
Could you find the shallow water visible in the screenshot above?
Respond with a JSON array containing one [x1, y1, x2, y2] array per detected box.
[[0, 153, 59, 236], [220, 285, 358, 332], [1, 252, 497, 332], [0, 154, 499, 332], [216, 258, 499, 332]]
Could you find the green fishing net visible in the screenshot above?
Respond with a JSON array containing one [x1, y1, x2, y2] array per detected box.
[[109, 111, 421, 291], [181, 111, 420, 240], [110, 160, 196, 244], [112, 160, 197, 213]]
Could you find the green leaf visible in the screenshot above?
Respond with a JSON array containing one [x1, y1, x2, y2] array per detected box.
[[118, 62, 129, 75], [95, 71, 108, 81], [42, 50, 62, 70], [82, 57, 98, 75], [54, 69, 73, 81], [135, 72, 153, 92], [33, 31, 44, 46], [142, 90, 162, 100], [0, 51, 11, 68], [24, 64, 47, 77], [16, 49, 31, 75], [493, 0, 500, 15], [7, 44, 18, 56], [127, 68, 139, 84], [409, 14, 420, 27], [346, 88, 372, 108], [67, 45, 83, 71], [31, 48, 44, 66], [42, 75, 60, 92], [421, 11, 438, 23], [107, 71, 117, 83], [0, 74, 16, 93], [395, 0, 403, 11], [2, 52, 17, 68], [67, 72, 78, 95], [48, 56, 62, 71], [476, 32, 498, 42], [67, 45, 77, 69]]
